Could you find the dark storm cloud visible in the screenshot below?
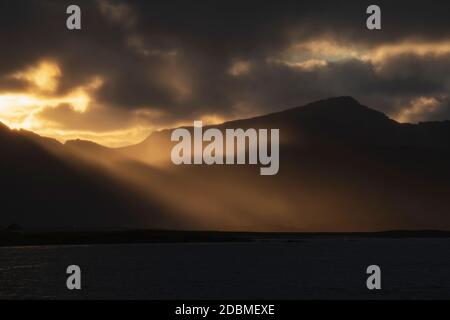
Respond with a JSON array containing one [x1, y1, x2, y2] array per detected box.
[[1, 0, 450, 125]]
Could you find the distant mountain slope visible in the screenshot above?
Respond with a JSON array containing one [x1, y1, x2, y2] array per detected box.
[[116, 97, 450, 231], [1, 96, 450, 232], [0, 124, 174, 230], [120, 96, 450, 164]]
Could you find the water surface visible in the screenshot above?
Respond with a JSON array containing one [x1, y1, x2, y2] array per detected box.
[[1, 239, 449, 299]]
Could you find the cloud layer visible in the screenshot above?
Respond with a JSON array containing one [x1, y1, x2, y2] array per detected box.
[[0, 0, 449, 146]]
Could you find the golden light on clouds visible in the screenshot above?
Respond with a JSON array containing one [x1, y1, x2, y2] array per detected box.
[[0, 60, 125, 145], [0, 91, 90, 130], [281, 59, 328, 71], [394, 96, 441, 123], [287, 40, 366, 62], [371, 41, 450, 62], [2, 38, 449, 148], [0, 86, 153, 147], [281, 39, 450, 70], [0, 59, 221, 147], [12, 60, 62, 93], [0, 71, 102, 128]]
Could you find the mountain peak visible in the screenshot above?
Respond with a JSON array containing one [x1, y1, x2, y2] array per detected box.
[[289, 96, 392, 125], [301, 96, 366, 111], [319, 96, 360, 105]]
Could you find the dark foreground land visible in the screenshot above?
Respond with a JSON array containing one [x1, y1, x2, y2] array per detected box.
[[2, 229, 450, 247]]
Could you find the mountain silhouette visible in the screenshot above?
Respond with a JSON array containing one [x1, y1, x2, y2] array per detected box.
[[0, 124, 174, 230], [2, 96, 450, 231], [121, 96, 450, 163]]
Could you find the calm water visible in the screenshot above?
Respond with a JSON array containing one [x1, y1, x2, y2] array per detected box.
[[1, 239, 450, 299]]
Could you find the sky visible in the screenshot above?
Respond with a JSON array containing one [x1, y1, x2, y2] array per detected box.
[[0, 0, 449, 147]]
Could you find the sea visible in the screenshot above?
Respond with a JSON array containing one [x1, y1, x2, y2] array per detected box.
[[1, 238, 449, 299]]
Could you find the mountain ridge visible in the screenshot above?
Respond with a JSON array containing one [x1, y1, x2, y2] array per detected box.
[[2, 96, 450, 232], [117, 96, 450, 165], [1, 96, 449, 151]]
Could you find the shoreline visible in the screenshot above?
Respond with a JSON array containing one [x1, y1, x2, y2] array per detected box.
[[1, 229, 450, 248]]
